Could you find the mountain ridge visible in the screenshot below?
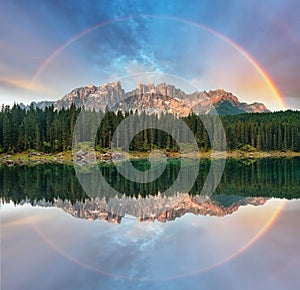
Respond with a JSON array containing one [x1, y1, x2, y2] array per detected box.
[[20, 81, 270, 116]]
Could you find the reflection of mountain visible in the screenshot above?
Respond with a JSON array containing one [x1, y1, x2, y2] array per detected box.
[[21, 82, 269, 116], [28, 194, 267, 224]]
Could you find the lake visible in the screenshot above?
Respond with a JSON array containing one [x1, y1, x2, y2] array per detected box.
[[1, 158, 300, 289]]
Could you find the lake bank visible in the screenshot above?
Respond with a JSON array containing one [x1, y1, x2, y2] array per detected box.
[[1, 150, 300, 166]]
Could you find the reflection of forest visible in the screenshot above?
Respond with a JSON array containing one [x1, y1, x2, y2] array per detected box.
[[1, 158, 300, 206]]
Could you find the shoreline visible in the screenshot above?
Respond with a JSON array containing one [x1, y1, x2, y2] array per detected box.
[[1, 150, 300, 166]]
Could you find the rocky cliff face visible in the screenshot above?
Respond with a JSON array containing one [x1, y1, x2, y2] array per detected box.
[[27, 82, 270, 116], [55, 82, 125, 111], [31, 194, 267, 224], [241, 102, 270, 113]]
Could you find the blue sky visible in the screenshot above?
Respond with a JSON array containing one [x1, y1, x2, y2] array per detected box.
[[0, 0, 299, 110]]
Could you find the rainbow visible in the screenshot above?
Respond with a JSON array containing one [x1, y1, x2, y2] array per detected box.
[[28, 15, 287, 109], [25, 15, 288, 279], [177, 17, 288, 109]]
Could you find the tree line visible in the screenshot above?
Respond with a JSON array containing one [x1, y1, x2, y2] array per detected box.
[[0, 103, 299, 153]]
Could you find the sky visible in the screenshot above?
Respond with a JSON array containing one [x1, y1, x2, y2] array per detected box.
[[0, 0, 299, 111]]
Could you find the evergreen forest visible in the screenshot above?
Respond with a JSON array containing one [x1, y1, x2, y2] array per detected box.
[[0, 104, 299, 153]]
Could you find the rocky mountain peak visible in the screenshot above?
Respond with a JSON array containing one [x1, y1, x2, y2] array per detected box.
[[137, 82, 155, 93], [207, 89, 239, 104], [243, 102, 269, 113], [99, 81, 122, 91]]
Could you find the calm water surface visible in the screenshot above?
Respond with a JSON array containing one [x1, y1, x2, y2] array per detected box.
[[1, 158, 300, 290]]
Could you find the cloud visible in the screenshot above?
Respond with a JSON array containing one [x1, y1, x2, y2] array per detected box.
[[0, 78, 54, 94], [125, 59, 158, 75], [284, 96, 300, 110], [1, 1, 299, 109]]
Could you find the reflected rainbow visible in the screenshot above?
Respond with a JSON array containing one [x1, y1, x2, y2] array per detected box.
[[26, 199, 287, 281], [170, 199, 288, 280]]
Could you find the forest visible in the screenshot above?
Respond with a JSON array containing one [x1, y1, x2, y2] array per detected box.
[[0, 103, 299, 153]]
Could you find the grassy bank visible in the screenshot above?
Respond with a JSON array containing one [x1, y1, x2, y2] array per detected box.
[[1, 150, 300, 166]]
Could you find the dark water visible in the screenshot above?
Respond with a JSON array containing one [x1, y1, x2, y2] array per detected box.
[[1, 158, 300, 204], [1, 158, 300, 290]]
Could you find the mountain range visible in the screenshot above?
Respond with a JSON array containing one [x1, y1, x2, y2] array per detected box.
[[22, 81, 270, 116]]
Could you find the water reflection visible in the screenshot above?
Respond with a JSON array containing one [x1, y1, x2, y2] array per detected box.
[[1, 199, 299, 290], [1, 158, 300, 289], [15, 195, 267, 223], [0, 158, 299, 222]]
